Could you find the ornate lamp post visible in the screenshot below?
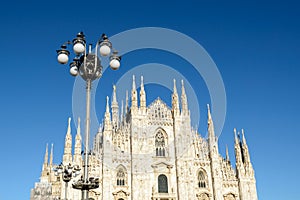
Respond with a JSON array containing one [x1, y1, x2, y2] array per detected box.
[[53, 163, 81, 200], [56, 32, 121, 200]]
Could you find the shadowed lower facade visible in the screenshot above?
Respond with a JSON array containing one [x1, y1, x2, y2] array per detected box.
[[30, 76, 258, 200]]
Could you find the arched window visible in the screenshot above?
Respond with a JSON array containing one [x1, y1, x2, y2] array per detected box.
[[155, 130, 166, 156], [158, 174, 168, 193], [198, 170, 207, 188], [116, 166, 126, 186]]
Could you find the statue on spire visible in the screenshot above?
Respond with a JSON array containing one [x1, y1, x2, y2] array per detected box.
[[140, 76, 146, 112], [131, 75, 138, 111], [172, 79, 180, 116], [181, 80, 188, 115], [111, 85, 119, 129]]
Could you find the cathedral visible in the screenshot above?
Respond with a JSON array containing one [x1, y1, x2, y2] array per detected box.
[[30, 76, 258, 200]]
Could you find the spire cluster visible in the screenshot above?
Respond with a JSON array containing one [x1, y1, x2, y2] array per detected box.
[[172, 79, 190, 116], [234, 128, 254, 177], [103, 76, 191, 131]]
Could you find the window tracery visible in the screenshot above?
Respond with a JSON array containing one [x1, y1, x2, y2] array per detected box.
[[147, 98, 172, 126], [198, 170, 208, 188], [155, 130, 166, 156], [116, 166, 126, 186]]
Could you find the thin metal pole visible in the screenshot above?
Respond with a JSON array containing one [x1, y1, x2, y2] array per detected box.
[[65, 182, 68, 200], [81, 189, 84, 200], [83, 79, 92, 200]]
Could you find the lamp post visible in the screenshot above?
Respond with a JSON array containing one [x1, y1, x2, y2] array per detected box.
[[53, 163, 81, 200], [56, 32, 121, 200]]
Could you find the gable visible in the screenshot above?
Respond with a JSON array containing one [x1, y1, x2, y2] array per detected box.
[[147, 98, 173, 125]]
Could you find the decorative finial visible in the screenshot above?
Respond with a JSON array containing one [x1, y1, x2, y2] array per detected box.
[[112, 85, 117, 103], [173, 79, 177, 93], [121, 100, 124, 122], [44, 143, 49, 164], [141, 76, 145, 90], [234, 128, 238, 140], [207, 104, 212, 120], [50, 143, 54, 166], [106, 96, 109, 112], [125, 90, 128, 112], [67, 117, 71, 135], [181, 80, 186, 94], [226, 145, 230, 161], [132, 75, 136, 90], [77, 117, 81, 136], [241, 128, 247, 144]]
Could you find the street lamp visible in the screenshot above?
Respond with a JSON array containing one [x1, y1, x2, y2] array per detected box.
[[56, 32, 121, 200], [53, 163, 81, 200]]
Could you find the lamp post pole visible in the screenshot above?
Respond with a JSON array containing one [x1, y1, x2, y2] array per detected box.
[[53, 163, 81, 200], [83, 78, 91, 199], [56, 32, 121, 200]]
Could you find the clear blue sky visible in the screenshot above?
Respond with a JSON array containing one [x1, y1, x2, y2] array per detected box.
[[0, 0, 299, 199]]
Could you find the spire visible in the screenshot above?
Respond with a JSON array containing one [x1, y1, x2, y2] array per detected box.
[[181, 80, 188, 115], [106, 96, 110, 113], [234, 128, 244, 168], [67, 117, 71, 135], [241, 129, 251, 166], [132, 75, 136, 90], [172, 79, 180, 116], [49, 143, 53, 167], [104, 96, 112, 131], [75, 118, 82, 150], [111, 85, 119, 128], [63, 117, 72, 164], [225, 145, 230, 162], [207, 104, 215, 139], [43, 143, 48, 166], [241, 129, 247, 145], [125, 90, 129, 114], [207, 104, 218, 155], [112, 85, 117, 103], [131, 75, 138, 111], [140, 76, 146, 112], [234, 128, 239, 144], [74, 118, 82, 165], [207, 104, 212, 121], [41, 143, 49, 182], [121, 100, 124, 124]]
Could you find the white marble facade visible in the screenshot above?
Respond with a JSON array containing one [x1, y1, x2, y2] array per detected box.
[[31, 76, 258, 200]]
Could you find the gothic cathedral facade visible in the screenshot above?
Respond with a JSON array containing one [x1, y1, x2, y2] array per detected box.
[[31, 76, 258, 200]]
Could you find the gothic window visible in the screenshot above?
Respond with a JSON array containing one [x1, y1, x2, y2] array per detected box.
[[116, 166, 126, 186], [155, 130, 166, 156], [198, 170, 208, 188], [158, 174, 168, 193]]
